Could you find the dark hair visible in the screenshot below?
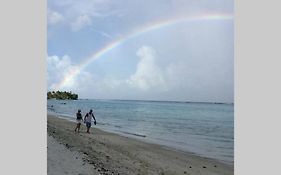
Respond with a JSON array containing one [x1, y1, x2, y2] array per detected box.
[[78, 109, 81, 112]]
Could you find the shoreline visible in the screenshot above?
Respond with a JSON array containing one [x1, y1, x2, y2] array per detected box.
[[47, 114, 233, 175], [48, 111, 233, 165]]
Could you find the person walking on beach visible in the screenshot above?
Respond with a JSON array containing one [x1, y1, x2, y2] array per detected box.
[[84, 109, 96, 134], [74, 109, 83, 132]]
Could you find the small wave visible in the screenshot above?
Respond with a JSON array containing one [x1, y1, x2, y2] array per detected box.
[[127, 119, 146, 122], [47, 108, 55, 112], [97, 122, 111, 126], [120, 131, 146, 137]]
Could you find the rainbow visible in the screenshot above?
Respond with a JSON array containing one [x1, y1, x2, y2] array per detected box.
[[53, 13, 233, 90]]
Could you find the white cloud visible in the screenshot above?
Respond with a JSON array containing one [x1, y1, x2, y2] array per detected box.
[[127, 46, 166, 91], [47, 55, 94, 91], [47, 55, 74, 90], [48, 0, 126, 32], [71, 14, 92, 31], [91, 29, 111, 38], [99, 31, 111, 38], [47, 9, 64, 25]]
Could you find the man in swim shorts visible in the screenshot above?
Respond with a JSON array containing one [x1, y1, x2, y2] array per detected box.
[[84, 109, 96, 133]]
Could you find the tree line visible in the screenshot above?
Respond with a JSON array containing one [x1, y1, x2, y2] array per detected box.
[[47, 91, 78, 100]]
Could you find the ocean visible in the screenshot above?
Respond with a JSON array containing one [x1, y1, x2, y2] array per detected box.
[[47, 99, 234, 165]]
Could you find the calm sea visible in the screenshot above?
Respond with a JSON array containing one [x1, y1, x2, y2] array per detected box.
[[47, 99, 234, 164]]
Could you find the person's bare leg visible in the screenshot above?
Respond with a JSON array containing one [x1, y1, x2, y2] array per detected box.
[[74, 124, 78, 132], [77, 123, 81, 132]]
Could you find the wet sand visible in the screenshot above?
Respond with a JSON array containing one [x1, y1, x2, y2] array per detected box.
[[47, 114, 233, 175], [48, 135, 100, 175]]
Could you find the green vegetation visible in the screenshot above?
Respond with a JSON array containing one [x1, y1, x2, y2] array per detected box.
[[47, 91, 78, 100]]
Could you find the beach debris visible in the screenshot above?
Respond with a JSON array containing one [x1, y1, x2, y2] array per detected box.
[[101, 167, 107, 171], [202, 166, 206, 168], [189, 166, 192, 168], [184, 171, 187, 174], [88, 160, 96, 165], [214, 165, 217, 168]]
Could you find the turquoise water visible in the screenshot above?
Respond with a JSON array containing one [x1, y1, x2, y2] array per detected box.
[[47, 99, 234, 164]]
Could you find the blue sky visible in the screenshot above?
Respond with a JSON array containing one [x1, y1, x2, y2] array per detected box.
[[47, 0, 233, 102]]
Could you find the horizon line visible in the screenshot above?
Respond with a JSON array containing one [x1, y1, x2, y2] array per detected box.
[[48, 98, 234, 104]]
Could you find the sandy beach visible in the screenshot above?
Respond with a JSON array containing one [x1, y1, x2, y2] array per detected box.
[[47, 114, 233, 175], [48, 135, 100, 175]]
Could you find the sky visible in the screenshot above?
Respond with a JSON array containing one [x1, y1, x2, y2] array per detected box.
[[47, 0, 233, 103]]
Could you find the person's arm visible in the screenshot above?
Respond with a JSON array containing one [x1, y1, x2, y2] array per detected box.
[[92, 114, 96, 121], [84, 114, 87, 122], [92, 113, 96, 125]]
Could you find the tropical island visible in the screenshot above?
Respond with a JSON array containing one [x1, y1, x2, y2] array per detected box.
[[47, 91, 78, 100]]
